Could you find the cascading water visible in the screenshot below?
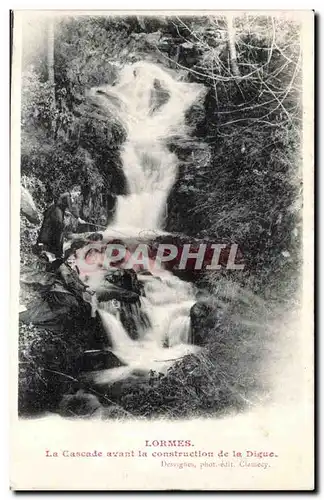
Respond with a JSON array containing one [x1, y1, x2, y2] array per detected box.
[[88, 62, 206, 384]]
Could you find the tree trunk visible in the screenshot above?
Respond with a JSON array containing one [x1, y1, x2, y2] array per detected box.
[[136, 16, 146, 30], [226, 14, 240, 78], [47, 18, 56, 134], [174, 45, 181, 66]]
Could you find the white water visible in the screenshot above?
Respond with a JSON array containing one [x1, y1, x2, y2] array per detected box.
[[88, 62, 205, 384]]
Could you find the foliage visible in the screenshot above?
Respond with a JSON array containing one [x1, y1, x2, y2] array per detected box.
[[162, 16, 302, 298], [21, 67, 55, 133], [19, 322, 81, 415]]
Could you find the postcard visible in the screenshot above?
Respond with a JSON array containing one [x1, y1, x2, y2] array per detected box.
[[10, 9, 314, 491]]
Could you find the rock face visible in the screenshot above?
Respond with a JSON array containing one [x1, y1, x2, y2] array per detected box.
[[21, 186, 40, 224]]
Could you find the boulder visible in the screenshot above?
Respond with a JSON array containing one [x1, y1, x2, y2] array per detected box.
[[103, 268, 144, 296], [77, 349, 125, 372], [190, 300, 223, 346], [21, 186, 40, 224], [58, 390, 102, 418]]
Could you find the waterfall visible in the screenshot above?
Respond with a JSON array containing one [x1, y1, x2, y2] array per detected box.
[[167, 316, 192, 347], [99, 310, 136, 351], [88, 62, 205, 384]]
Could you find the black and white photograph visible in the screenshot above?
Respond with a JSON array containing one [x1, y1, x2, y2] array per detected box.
[[10, 9, 314, 491]]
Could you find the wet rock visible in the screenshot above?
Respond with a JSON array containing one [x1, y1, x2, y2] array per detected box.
[[79, 349, 125, 372], [96, 286, 140, 304], [149, 78, 170, 114], [120, 302, 150, 340], [104, 268, 144, 296]]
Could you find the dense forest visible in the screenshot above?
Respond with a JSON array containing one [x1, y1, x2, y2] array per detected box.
[[19, 14, 302, 419]]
